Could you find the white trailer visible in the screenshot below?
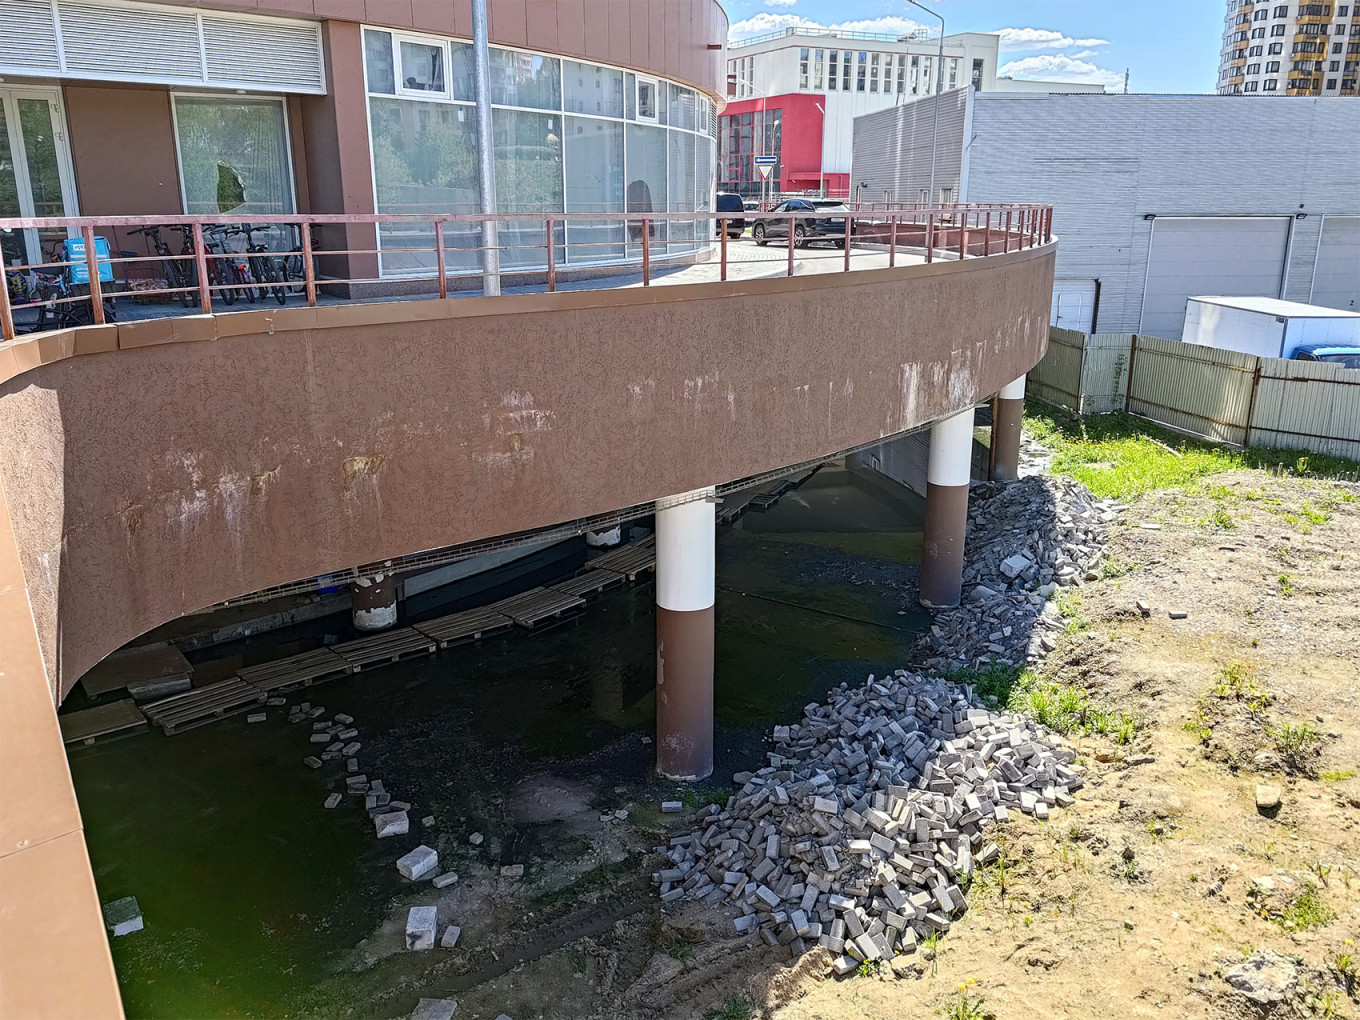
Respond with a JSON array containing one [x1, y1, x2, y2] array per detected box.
[[1182, 296, 1360, 359]]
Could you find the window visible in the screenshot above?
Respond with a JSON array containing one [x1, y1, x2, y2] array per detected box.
[[870, 52, 879, 92], [856, 51, 866, 91], [364, 30, 396, 94], [828, 50, 838, 89], [1268, 59, 1281, 70], [1340, 4, 1350, 13], [900, 55, 908, 92], [1265, 77, 1279, 88], [799, 47, 809, 89], [1246, 79, 1260, 89], [173, 94, 294, 215], [814, 49, 824, 89], [1272, 23, 1287, 34], [842, 51, 852, 90], [1252, 26, 1267, 37], [564, 60, 623, 117], [1247, 62, 1261, 72], [1255, 7, 1268, 17], [948, 57, 958, 89], [398, 37, 447, 96], [1334, 41, 1344, 52], [490, 49, 560, 109], [1250, 44, 1264, 54], [1327, 76, 1338, 86], [1273, 4, 1288, 13], [1269, 41, 1284, 52], [636, 77, 657, 120], [923, 56, 933, 91], [1332, 59, 1342, 68]]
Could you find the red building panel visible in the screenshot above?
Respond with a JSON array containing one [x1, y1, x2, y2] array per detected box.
[[720, 92, 832, 196]]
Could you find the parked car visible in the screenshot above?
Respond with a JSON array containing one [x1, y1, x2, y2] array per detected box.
[[715, 192, 746, 237], [751, 199, 850, 248], [1291, 343, 1360, 369]]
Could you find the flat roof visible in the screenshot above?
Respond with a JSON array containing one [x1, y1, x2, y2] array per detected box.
[[1188, 296, 1360, 319]]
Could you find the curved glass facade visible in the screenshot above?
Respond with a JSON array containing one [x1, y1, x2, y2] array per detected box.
[[361, 28, 719, 277]]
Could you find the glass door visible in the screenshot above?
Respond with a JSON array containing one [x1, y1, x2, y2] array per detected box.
[[0, 88, 79, 269]]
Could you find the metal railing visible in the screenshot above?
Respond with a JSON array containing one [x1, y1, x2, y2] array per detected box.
[[0, 204, 1052, 342]]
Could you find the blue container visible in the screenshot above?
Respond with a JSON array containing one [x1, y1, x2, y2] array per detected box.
[[63, 236, 114, 285]]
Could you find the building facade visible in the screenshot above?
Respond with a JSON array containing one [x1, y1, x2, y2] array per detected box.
[[720, 27, 999, 196], [0, 0, 728, 284], [1218, 0, 1359, 95], [852, 91, 1360, 337]]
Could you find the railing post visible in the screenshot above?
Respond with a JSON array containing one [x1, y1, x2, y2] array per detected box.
[[720, 218, 727, 282], [926, 212, 934, 264], [641, 218, 650, 286], [1005, 210, 1012, 253], [843, 215, 851, 272], [545, 218, 556, 292], [1124, 334, 1139, 412], [191, 222, 212, 313], [787, 215, 794, 277], [301, 224, 317, 307], [1243, 359, 1262, 448], [888, 214, 897, 268], [959, 212, 968, 260], [0, 262, 14, 341], [434, 220, 448, 299], [80, 225, 105, 325], [983, 211, 991, 255]]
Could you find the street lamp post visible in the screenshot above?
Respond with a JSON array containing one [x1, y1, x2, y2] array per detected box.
[[906, 0, 946, 208]]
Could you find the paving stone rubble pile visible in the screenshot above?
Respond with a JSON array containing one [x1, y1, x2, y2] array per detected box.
[[655, 475, 1114, 973], [916, 475, 1122, 671]]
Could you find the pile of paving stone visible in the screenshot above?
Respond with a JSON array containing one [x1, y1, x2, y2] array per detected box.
[[653, 671, 1084, 971], [915, 475, 1122, 671]]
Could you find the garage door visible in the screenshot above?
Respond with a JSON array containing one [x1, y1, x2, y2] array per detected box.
[[1050, 279, 1097, 333], [1140, 217, 1290, 339], [1310, 215, 1360, 312]]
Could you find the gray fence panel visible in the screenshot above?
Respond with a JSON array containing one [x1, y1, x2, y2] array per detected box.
[[1250, 358, 1360, 460], [1080, 332, 1134, 415], [1127, 336, 1256, 445], [1029, 326, 1085, 412]]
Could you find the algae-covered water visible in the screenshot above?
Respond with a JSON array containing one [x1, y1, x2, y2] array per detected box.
[[66, 465, 927, 1017]]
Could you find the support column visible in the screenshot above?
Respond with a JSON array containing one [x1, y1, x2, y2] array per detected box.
[[352, 572, 397, 631], [920, 409, 974, 609], [991, 374, 1026, 482], [655, 488, 715, 781]]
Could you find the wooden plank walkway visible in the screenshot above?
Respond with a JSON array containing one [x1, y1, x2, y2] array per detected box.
[[142, 678, 266, 735], [548, 570, 624, 600], [489, 587, 586, 628], [236, 647, 353, 691], [60, 699, 147, 746], [584, 535, 657, 580], [413, 606, 514, 649], [747, 479, 793, 512], [332, 627, 437, 671]]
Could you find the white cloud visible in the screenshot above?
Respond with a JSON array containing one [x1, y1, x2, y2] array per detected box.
[[763, 0, 797, 7], [995, 28, 1109, 53], [998, 55, 1123, 87], [1068, 49, 1098, 60], [729, 12, 931, 40]]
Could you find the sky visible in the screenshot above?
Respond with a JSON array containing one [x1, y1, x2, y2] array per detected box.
[[722, 0, 1228, 95]]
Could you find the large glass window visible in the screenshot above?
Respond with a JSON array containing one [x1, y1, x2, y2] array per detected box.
[[625, 123, 667, 253], [564, 60, 624, 118], [173, 95, 294, 216], [668, 129, 697, 251], [491, 50, 561, 110], [364, 30, 396, 94], [563, 116, 624, 262], [493, 108, 563, 267]]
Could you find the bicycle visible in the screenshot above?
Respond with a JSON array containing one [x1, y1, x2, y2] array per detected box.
[[128, 224, 196, 308], [6, 240, 115, 332], [202, 226, 252, 306], [243, 224, 287, 306], [282, 224, 315, 295]]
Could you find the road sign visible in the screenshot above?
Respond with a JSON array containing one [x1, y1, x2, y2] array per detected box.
[[757, 163, 774, 181], [753, 155, 777, 165]]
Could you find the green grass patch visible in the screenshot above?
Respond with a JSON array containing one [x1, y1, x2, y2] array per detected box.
[[681, 786, 734, 812], [1321, 768, 1356, 782], [1275, 882, 1336, 932], [703, 996, 756, 1020], [944, 664, 1137, 744], [1024, 402, 1360, 500]]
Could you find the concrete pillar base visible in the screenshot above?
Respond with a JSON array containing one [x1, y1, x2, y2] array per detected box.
[[352, 572, 397, 631], [992, 374, 1026, 482], [920, 408, 973, 609]]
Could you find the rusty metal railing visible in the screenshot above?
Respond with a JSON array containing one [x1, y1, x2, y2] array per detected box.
[[0, 205, 1052, 342]]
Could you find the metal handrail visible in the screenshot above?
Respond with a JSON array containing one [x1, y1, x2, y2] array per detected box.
[[0, 204, 1053, 342]]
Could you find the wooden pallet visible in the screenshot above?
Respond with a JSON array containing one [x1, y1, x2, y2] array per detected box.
[[142, 678, 266, 735], [489, 587, 586, 628], [584, 536, 657, 581], [60, 699, 148, 746], [235, 647, 353, 692], [332, 627, 437, 671], [549, 570, 625, 600], [747, 479, 793, 512], [414, 606, 515, 649], [716, 503, 745, 526]]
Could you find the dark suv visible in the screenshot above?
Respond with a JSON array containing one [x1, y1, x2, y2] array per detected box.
[[715, 192, 746, 237], [751, 199, 850, 248]]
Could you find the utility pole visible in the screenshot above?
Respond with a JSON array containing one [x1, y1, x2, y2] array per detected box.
[[472, 0, 500, 296], [907, 0, 946, 207]]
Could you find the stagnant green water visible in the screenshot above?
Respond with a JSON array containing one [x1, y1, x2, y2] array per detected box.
[[66, 467, 927, 1017]]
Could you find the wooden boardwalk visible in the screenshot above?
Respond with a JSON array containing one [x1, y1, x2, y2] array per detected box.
[[414, 606, 514, 649], [333, 628, 437, 671], [489, 587, 586, 628], [236, 647, 353, 691], [142, 678, 266, 734], [60, 699, 147, 745], [584, 535, 657, 580], [548, 570, 624, 600]]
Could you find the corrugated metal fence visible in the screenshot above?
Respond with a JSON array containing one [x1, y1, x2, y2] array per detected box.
[[1033, 327, 1360, 460]]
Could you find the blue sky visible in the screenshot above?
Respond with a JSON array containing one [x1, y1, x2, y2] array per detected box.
[[723, 0, 1227, 95]]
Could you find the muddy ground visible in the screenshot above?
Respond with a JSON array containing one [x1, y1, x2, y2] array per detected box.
[[332, 468, 1359, 1020]]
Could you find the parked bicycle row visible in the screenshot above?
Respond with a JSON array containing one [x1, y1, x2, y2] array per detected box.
[[3, 224, 314, 334]]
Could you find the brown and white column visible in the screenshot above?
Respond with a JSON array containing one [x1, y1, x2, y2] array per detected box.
[[655, 487, 715, 782], [991, 373, 1026, 482], [352, 571, 397, 631], [920, 408, 973, 609]]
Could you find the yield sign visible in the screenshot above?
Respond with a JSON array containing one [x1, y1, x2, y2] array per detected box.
[[757, 163, 774, 181]]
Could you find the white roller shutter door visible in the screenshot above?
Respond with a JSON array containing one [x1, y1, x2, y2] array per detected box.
[[1140, 217, 1290, 340], [1309, 215, 1360, 312]]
